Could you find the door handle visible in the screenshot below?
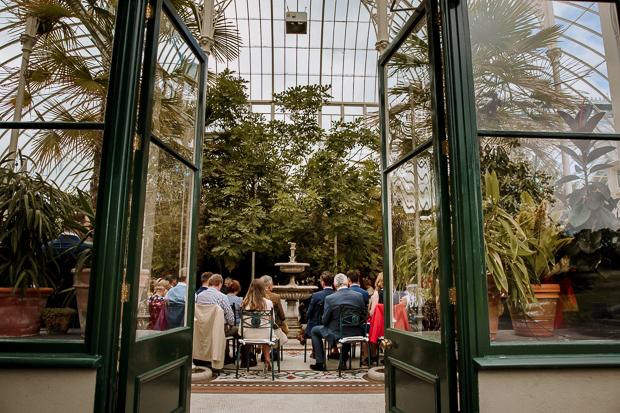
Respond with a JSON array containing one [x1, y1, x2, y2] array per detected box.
[[380, 339, 396, 350]]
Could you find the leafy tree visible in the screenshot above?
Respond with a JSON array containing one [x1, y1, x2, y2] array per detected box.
[[198, 70, 381, 278]]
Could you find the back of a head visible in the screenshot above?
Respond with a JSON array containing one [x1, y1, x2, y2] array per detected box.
[[201, 272, 213, 284], [155, 279, 171, 292], [346, 269, 359, 283], [376, 272, 384, 290], [242, 279, 267, 311], [178, 267, 188, 282], [224, 277, 232, 285], [207, 273, 223, 287], [321, 271, 334, 287], [260, 275, 273, 288], [227, 279, 241, 294], [334, 273, 348, 288]]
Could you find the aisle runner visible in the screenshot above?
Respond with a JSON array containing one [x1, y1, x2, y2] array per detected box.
[[191, 349, 384, 394]]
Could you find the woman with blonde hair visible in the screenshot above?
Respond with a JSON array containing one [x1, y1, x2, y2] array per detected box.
[[148, 279, 171, 329], [241, 279, 275, 372]]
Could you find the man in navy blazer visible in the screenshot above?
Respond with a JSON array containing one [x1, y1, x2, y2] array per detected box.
[[299, 272, 335, 348], [310, 273, 365, 371], [347, 269, 369, 307]]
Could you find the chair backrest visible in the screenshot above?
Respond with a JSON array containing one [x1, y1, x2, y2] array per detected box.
[[239, 308, 274, 337], [339, 305, 367, 338], [166, 301, 186, 329], [317, 303, 325, 322], [230, 302, 237, 325]]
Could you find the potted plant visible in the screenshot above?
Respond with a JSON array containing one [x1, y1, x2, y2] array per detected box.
[[0, 153, 81, 337], [43, 307, 77, 335]]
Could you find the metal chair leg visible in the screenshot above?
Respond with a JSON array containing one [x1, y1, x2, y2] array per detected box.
[[246, 345, 251, 372], [338, 343, 343, 378], [304, 336, 307, 363], [235, 340, 241, 378], [271, 347, 275, 381]]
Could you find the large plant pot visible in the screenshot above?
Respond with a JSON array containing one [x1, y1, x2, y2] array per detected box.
[[508, 284, 560, 337], [0, 288, 54, 337], [72, 268, 90, 336]]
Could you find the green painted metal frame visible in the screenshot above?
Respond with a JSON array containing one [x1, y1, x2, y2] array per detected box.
[[379, 0, 457, 411], [116, 0, 207, 411]]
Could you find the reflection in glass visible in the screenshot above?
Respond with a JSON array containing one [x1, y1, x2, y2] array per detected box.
[[136, 144, 193, 338], [385, 18, 431, 165], [481, 137, 620, 342], [468, 0, 618, 134], [152, 13, 200, 161], [387, 150, 440, 338]]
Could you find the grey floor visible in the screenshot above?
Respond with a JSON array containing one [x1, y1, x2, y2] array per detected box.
[[191, 393, 386, 412]]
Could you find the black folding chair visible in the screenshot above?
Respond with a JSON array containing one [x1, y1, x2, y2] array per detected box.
[[236, 308, 280, 380], [225, 303, 238, 361], [337, 305, 370, 377]]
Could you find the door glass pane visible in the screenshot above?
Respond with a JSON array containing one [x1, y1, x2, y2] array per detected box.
[[385, 16, 431, 166], [136, 143, 193, 339], [481, 137, 620, 342], [152, 12, 200, 161], [387, 147, 441, 340], [468, 0, 619, 134]]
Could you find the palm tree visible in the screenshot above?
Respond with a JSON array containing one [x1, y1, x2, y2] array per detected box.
[[0, 0, 241, 202]]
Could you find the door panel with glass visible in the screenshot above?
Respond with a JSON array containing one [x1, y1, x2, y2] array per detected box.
[[116, 1, 206, 411], [379, 1, 457, 411]]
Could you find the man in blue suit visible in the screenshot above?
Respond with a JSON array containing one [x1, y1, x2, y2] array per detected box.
[[299, 272, 335, 356], [347, 270, 369, 307], [310, 273, 365, 371]]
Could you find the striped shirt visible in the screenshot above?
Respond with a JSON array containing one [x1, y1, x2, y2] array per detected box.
[[196, 287, 234, 325]]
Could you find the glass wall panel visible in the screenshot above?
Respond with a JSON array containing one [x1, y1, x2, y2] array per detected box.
[[135, 144, 193, 338], [468, 0, 619, 134], [152, 12, 200, 161], [385, 17, 431, 166], [387, 148, 440, 339], [481, 137, 620, 342]]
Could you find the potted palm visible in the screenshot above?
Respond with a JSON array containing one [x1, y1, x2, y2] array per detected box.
[[0, 153, 81, 337]]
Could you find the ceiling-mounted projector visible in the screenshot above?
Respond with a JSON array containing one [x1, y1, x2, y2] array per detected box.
[[286, 12, 307, 34]]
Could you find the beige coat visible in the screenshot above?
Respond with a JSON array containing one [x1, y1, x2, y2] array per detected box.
[[193, 304, 226, 370]]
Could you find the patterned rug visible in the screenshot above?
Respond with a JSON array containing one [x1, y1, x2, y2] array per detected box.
[[191, 348, 384, 394]]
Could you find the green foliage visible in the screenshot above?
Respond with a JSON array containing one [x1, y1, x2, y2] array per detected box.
[[0, 153, 83, 294], [479, 144, 555, 215], [199, 71, 381, 277]]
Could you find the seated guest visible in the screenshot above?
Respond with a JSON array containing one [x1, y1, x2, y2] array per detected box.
[[241, 279, 276, 373], [165, 268, 188, 328], [226, 279, 243, 326], [196, 272, 213, 298], [309, 273, 365, 371], [196, 274, 238, 338], [260, 275, 289, 336], [347, 269, 369, 307], [148, 279, 170, 329], [298, 271, 335, 359]]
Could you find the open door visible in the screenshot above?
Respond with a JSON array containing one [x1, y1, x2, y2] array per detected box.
[[116, 0, 206, 411], [378, 0, 457, 411]]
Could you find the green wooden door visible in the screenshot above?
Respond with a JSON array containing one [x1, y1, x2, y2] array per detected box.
[[116, 1, 206, 411], [379, 1, 457, 411]]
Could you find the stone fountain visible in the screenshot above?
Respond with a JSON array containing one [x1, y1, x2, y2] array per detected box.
[[272, 242, 317, 339]]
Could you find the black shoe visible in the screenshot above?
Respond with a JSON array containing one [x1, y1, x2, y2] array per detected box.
[[328, 353, 340, 360], [339, 361, 349, 370], [310, 363, 325, 371]]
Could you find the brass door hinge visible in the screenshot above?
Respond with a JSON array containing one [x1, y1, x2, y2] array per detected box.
[[146, 4, 154, 19], [442, 140, 449, 156], [133, 133, 142, 150], [121, 283, 130, 303], [449, 286, 457, 305]]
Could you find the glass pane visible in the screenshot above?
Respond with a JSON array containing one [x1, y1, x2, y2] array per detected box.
[[385, 16, 431, 166], [468, 0, 618, 134], [136, 143, 193, 338], [0, 129, 102, 341], [387, 148, 441, 339], [152, 12, 200, 161], [481, 137, 620, 342]]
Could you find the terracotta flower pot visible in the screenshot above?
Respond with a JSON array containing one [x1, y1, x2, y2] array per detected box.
[[0, 288, 54, 337], [508, 284, 560, 337]]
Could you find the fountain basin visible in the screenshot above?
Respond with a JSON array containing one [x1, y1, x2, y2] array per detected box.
[[275, 262, 310, 274]]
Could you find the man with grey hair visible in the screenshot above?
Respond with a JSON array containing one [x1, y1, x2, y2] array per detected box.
[[309, 273, 365, 371], [260, 275, 289, 336]]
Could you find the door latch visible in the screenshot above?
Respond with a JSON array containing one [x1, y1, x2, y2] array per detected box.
[[121, 283, 130, 303]]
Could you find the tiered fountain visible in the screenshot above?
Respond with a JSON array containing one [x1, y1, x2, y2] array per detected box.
[[272, 242, 317, 339]]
